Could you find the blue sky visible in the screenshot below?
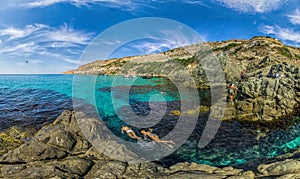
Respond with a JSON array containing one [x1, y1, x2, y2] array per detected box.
[[0, 0, 299, 74]]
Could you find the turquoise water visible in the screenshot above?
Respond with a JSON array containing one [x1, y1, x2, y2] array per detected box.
[[0, 74, 300, 169]]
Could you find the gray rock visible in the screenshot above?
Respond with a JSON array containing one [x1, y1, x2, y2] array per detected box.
[[1, 110, 300, 178], [219, 63, 300, 122], [0, 140, 67, 163]]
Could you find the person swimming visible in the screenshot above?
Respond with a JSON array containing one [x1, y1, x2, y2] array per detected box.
[[121, 126, 141, 140], [141, 128, 175, 148]]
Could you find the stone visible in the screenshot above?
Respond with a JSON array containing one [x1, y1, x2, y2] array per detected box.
[[276, 174, 300, 179], [258, 159, 300, 176], [49, 157, 93, 176], [0, 140, 67, 163], [47, 131, 76, 151], [0, 163, 71, 178], [84, 160, 127, 178], [0, 133, 23, 155], [1, 110, 300, 178]]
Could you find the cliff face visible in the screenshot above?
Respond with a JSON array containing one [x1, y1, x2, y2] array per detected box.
[[66, 36, 300, 122]]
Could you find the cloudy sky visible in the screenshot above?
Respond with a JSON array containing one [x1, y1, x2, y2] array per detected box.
[[0, 0, 299, 74]]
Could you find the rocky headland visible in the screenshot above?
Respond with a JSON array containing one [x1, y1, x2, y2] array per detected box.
[[1, 110, 300, 178], [65, 36, 300, 124]]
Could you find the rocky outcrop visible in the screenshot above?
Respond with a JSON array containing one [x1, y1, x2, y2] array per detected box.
[[0, 110, 265, 178], [219, 63, 300, 122], [1, 110, 300, 178]]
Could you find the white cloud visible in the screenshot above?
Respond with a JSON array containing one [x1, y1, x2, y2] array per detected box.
[[47, 24, 91, 45], [23, 0, 146, 11], [215, 0, 285, 13], [182, 0, 211, 8], [287, 8, 300, 25], [260, 25, 300, 44], [130, 40, 172, 54], [0, 24, 47, 40], [0, 41, 37, 56], [0, 23, 93, 65], [23, 0, 212, 11], [122, 29, 204, 55]]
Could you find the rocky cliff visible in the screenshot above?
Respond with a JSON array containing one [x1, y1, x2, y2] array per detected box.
[[1, 110, 300, 178], [65, 36, 300, 123]]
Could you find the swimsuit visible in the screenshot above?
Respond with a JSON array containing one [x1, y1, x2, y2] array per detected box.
[[126, 129, 133, 133], [149, 133, 158, 138]]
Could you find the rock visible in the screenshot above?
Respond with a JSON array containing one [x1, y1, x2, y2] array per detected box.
[[170, 110, 181, 116], [47, 130, 76, 151], [0, 163, 71, 178], [166, 171, 225, 179], [49, 157, 93, 176], [0, 158, 92, 178], [0, 140, 67, 163], [84, 160, 127, 178], [276, 174, 300, 179], [168, 162, 219, 174], [0, 133, 23, 155], [219, 63, 300, 123], [0, 110, 299, 178], [258, 159, 300, 176]]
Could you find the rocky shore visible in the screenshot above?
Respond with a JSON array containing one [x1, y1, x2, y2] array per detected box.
[[1, 110, 300, 178], [64, 36, 300, 124]]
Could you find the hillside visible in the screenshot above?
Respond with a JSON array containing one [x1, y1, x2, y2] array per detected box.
[[65, 36, 300, 84]]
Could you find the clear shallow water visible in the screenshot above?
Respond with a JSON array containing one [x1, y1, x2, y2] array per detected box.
[[0, 74, 300, 169]]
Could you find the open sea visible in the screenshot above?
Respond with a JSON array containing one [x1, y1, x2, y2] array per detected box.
[[1, 74, 300, 170]]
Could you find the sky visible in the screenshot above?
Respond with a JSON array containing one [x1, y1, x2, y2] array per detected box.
[[0, 0, 299, 74]]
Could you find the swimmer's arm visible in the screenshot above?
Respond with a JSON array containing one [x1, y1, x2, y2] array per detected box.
[[148, 128, 153, 132]]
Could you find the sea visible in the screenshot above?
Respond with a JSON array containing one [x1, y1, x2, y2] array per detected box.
[[0, 74, 300, 170]]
